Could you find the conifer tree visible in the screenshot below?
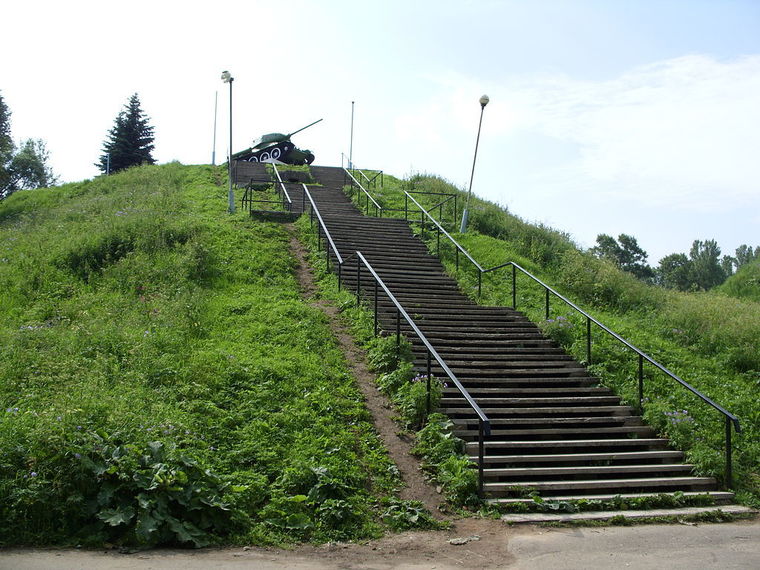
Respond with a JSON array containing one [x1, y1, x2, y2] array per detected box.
[[96, 93, 155, 174]]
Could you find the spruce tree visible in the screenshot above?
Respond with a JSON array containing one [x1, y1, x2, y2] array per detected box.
[[96, 93, 155, 174]]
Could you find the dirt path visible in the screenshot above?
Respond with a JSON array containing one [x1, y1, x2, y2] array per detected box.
[[287, 226, 444, 513]]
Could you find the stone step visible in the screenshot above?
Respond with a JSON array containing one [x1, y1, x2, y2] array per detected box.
[[455, 425, 657, 439], [482, 476, 718, 494], [441, 396, 622, 406], [500, 505, 755, 524], [466, 438, 672, 452], [474, 450, 685, 465], [482, 463, 696, 478], [304, 165, 724, 507], [443, 405, 635, 417], [488, 490, 735, 506]]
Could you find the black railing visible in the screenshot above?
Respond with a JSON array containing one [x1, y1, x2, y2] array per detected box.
[[343, 169, 384, 217], [301, 184, 343, 279], [403, 191, 742, 489], [241, 164, 292, 213], [300, 187, 492, 495], [405, 191, 458, 229], [355, 251, 491, 495], [271, 165, 294, 211], [358, 169, 383, 188]]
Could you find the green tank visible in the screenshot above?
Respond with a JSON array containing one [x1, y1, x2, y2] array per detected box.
[[232, 119, 322, 165]]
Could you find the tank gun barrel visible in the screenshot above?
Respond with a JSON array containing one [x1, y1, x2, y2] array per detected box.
[[287, 118, 323, 138]]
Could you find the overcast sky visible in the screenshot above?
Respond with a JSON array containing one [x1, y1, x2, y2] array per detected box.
[[2, 0, 759, 263]]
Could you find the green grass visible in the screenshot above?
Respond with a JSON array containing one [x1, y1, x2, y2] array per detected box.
[[348, 173, 760, 507], [0, 163, 404, 547], [717, 260, 760, 303]]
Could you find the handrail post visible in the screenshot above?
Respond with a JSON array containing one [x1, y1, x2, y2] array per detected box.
[[586, 317, 592, 365], [511, 264, 517, 309], [426, 350, 432, 417], [725, 417, 733, 489], [374, 280, 379, 336], [356, 261, 361, 308], [638, 354, 644, 409], [478, 420, 485, 498], [545, 288, 550, 320], [456, 248, 460, 272], [404, 194, 408, 221], [478, 270, 482, 297], [396, 309, 401, 349]]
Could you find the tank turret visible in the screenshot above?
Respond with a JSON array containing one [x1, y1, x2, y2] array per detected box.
[[232, 119, 322, 165]]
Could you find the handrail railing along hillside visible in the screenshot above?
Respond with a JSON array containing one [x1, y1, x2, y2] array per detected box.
[[300, 186, 492, 494], [343, 169, 384, 217], [400, 190, 741, 489], [271, 164, 293, 211], [355, 251, 491, 495], [302, 184, 344, 280]]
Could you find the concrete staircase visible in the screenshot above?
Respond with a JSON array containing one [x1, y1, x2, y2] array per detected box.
[[271, 165, 746, 514]]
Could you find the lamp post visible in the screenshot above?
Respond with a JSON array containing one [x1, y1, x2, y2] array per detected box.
[[221, 70, 235, 214], [349, 100, 355, 170], [459, 94, 489, 233], [212, 90, 218, 166]]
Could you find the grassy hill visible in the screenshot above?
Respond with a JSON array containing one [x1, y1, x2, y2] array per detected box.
[[0, 164, 410, 547], [718, 261, 760, 303], [2, 163, 758, 550], [351, 172, 760, 507]]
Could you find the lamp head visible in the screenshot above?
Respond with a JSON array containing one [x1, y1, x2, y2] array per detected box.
[[479, 94, 490, 108], [221, 70, 233, 83]]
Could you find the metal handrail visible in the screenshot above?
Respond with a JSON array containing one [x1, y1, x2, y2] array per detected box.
[[363, 169, 384, 188], [271, 164, 293, 211], [344, 168, 383, 217], [403, 192, 742, 489], [299, 189, 492, 494], [406, 190, 458, 227], [405, 191, 483, 272], [355, 251, 491, 495], [302, 184, 344, 284]]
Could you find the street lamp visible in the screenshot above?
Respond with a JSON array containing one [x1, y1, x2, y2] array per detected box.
[[349, 100, 355, 170], [459, 94, 489, 233], [221, 70, 235, 214]]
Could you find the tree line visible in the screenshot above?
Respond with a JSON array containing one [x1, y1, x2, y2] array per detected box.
[[592, 233, 759, 291], [1, 91, 154, 201]]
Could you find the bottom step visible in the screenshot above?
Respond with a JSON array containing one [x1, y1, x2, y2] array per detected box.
[[501, 505, 756, 524], [488, 491, 736, 506]]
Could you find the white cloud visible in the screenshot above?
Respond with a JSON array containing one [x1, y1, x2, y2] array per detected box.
[[509, 55, 760, 210]]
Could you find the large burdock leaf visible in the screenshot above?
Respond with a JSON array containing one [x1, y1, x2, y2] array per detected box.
[[97, 506, 136, 526]]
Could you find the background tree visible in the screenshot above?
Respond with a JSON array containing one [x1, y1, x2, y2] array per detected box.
[[657, 253, 693, 291], [1, 92, 16, 194], [96, 93, 155, 174], [689, 239, 726, 290], [656, 239, 730, 291], [591, 233, 654, 281], [1, 91, 58, 200], [735, 244, 760, 269]]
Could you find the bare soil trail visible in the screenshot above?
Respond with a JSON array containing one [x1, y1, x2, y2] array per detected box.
[[287, 226, 445, 513]]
